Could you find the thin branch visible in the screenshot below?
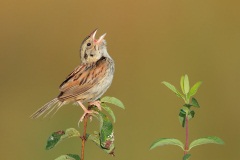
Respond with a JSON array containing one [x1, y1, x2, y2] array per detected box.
[[81, 109, 89, 160], [184, 116, 189, 155]]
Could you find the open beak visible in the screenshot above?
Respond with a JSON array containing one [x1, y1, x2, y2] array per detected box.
[[89, 29, 106, 44], [96, 33, 107, 44]]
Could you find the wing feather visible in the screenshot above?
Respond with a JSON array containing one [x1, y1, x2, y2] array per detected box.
[[58, 57, 108, 101]]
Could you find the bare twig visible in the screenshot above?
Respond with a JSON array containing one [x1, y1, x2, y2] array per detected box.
[[80, 108, 89, 160], [184, 116, 189, 155]]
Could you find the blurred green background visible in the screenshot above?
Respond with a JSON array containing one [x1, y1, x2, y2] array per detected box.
[[1, 0, 240, 159]]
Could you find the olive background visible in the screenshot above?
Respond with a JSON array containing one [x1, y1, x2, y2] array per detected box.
[[1, 0, 240, 159]]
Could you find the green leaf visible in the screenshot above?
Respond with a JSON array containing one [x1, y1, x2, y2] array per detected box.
[[182, 106, 190, 114], [55, 154, 80, 160], [101, 96, 125, 109], [191, 97, 200, 108], [46, 130, 65, 150], [188, 81, 202, 98], [150, 138, 184, 150], [188, 110, 195, 120], [180, 75, 185, 94], [61, 128, 81, 141], [101, 103, 116, 123], [179, 107, 194, 127], [46, 128, 80, 150], [184, 74, 190, 94], [99, 112, 114, 150], [179, 109, 186, 127], [88, 133, 115, 155], [183, 154, 191, 160], [67, 154, 81, 160], [189, 136, 224, 150], [88, 110, 115, 155], [162, 81, 184, 99]]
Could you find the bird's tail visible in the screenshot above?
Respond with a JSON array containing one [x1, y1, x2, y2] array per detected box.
[[30, 98, 66, 119]]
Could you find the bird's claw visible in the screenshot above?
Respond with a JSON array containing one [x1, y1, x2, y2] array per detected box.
[[89, 100, 102, 111], [78, 110, 99, 127]]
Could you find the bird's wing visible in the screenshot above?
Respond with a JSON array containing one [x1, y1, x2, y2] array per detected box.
[[58, 57, 108, 100]]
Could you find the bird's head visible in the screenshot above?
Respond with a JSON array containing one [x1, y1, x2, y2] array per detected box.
[[80, 29, 108, 64]]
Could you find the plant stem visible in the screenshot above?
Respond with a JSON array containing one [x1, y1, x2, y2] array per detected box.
[[81, 111, 89, 160], [184, 115, 189, 155]]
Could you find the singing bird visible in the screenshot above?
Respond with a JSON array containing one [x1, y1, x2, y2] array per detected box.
[[30, 29, 115, 122]]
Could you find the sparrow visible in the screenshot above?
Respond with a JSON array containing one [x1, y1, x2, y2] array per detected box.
[[30, 29, 115, 122]]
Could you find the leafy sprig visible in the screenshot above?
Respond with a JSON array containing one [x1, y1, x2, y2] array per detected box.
[[44, 96, 124, 160], [150, 74, 224, 159]]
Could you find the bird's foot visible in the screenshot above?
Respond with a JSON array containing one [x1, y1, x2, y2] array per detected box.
[[78, 109, 98, 126], [77, 101, 99, 126], [89, 100, 102, 111]]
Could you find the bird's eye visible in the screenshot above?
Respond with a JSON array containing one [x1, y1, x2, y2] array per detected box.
[[87, 43, 91, 46]]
